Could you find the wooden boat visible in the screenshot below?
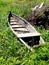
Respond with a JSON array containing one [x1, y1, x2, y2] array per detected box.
[[8, 12, 45, 51]]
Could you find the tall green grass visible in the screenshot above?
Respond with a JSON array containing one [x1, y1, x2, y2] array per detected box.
[[0, 0, 49, 65]]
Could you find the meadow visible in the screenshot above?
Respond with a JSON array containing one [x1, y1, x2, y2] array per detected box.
[[0, 0, 49, 65]]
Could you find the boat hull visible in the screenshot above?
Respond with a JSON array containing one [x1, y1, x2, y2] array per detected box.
[[8, 12, 45, 51]]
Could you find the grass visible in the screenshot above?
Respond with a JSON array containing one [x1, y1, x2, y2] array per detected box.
[[0, 0, 49, 65]]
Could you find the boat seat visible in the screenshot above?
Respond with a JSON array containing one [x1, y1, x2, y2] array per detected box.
[[16, 33, 40, 38], [11, 25, 25, 28], [10, 19, 18, 22], [14, 28, 29, 32], [10, 22, 22, 25]]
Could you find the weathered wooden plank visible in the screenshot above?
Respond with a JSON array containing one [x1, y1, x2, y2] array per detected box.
[[10, 22, 17, 24], [17, 33, 40, 38], [14, 30, 29, 33], [12, 26, 25, 28], [14, 28, 28, 31], [11, 25, 25, 28], [14, 30, 29, 32], [10, 17, 17, 20], [10, 20, 17, 22], [14, 28, 29, 32], [10, 22, 22, 25]]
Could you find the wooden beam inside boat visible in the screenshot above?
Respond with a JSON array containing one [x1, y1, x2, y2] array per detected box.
[[14, 30, 29, 33], [11, 25, 25, 28], [10, 22, 22, 25], [10, 19, 17, 22], [14, 28, 29, 31], [17, 33, 40, 38]]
